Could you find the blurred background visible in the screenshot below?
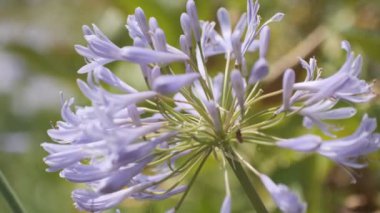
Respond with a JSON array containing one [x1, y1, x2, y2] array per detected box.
[[0, 0, 379, 212]]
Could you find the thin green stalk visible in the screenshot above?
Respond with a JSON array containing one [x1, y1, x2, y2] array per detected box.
[[246, 89, 283, 106], [174, 148, 211, 211], [0, 170, 26, 213], [224, 149, 268, 213]]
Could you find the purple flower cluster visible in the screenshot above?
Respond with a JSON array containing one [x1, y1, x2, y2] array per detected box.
[[43, 0, 378, 212]]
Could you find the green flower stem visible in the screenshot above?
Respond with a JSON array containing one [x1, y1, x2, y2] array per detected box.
[[225, 150, 268, 213], [174, 148, 211, 211], [0, 170, 26, 213]]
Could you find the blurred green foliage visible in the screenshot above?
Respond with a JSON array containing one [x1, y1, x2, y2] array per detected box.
[[0, 0, 379, 212]]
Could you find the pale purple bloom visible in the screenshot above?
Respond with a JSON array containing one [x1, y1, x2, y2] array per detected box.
[[292, 41, 374, 105], [180, 13, 192, 48], [151, 28, 168, 52], [186, 0, 201, 42], [152, 73, 200, 94], [242, 0, 284, 54], [259, 26, 270, 58], [93, 66, 137, 93], [282, 69, 295, 111], [230, 70, 246, 113], [260, 174, 307, 213], [204, 100, 223, 133], [299, 57, 317, 81], [318, 114, 380, 168], [231, 32, 244, 69], [180, 35, 190, 56], [134, 8, 150, 43], [120, 46, 189, 64], [248, 58, 269, 84], [299, 100, 356, 136], [278, 41, 374, 136], [200, 0, 281, 60], [242, 0, 260, 53], [277, 135, 321, 152], [72, 182, 153, 212], [43, 0, 378, 212], [277, 115, 380, 169], [217, 8, 232, 47]]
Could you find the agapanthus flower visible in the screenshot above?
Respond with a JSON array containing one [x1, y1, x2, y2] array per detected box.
[[43, 0, 378, 212]]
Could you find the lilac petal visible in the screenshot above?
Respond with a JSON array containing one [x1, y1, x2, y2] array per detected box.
[[77, 58, 113, 74], [152, 73, 200, 94], [217, 8, 231, 42], [266, 12, 285, 23], [350, 55, 362, 77], [277, 135, 322, 152], [43, 148, 87, 172], [231, 32, 243, 65], [148, 66, 161, 86], [149, 17, 159, 32], [180, 35, 190, 56], [78, 79, 157, 106], [230, 70, 246, 112], [180, 13, 192, 46], [242, 0, 259, 53], [97, 157, 153, 193], [220, 195, 231, 213], [249, 58, 269, 84], [186, 0, 201, 42], [233, 13, 247, 38], [121, 47, 188, 64], [152, 28, 167, 52], [73, 182, 151, 212], [61, 98, 80, 125], [41, 143, 75, 154], [91, 24, 111, 41], [350, 114, 377, 139], [247, 39, 260, 52], [47, 128, 81, 143], [301, 115, 336, 137], [126, 15, 145, 42], [85, 35, 122, 60], [303, 73, 350, 105], [259, 26, 270, 58], [316, 107, 356, 120], [213, 73, 224, 103], [204, 100, 222, 132], [114, 132, 176, 167], [341, 40, 351, 53], [74, 45, 97, 59], [60, 163, 111, 183], [127, 104, 142, 126], [282, 69, 295, 111], [134, 8, 150, 42], [118, 123, 163, 144], [77, 79, 99, 101], [316, 115, 380, 169], [93, 66, 137, 93], [260, 174, 307, 213], [82, 25, 93, 36], [299, 58, 316, 81]]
